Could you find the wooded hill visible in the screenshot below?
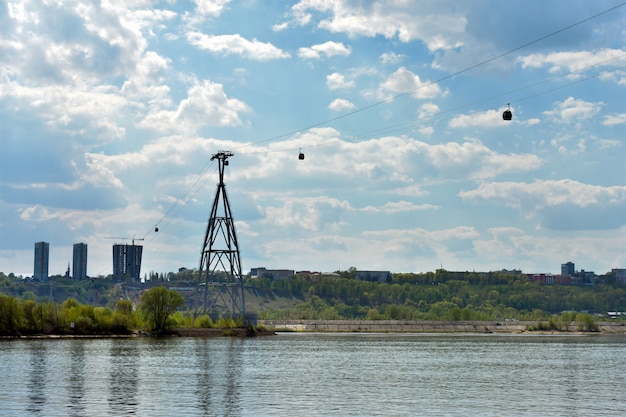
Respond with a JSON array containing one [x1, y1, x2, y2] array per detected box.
[[1, 270, 625, 322], [247, 270, 625, 321]]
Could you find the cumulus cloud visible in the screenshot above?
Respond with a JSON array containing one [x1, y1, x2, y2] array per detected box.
[[380, 67, 441, 99], [603, 113, 626, 126], [326, 72, 354, 90], [519, 48, 626, 76], [264, 196, 351, 232], [361, 201, 439, 214], [449, 108, 509, 128], [543, 97, 602, 123], [460, 179, 626, 229], [289, 1, 465, 50], [298, 41, 351, 59], [193, 0, 232, 16], [186, 32, 290, 60], [328, 98, 355, 111], [139, 80, 250, 133], [418, 103, 440, 120], [380, 52, 405, 65]]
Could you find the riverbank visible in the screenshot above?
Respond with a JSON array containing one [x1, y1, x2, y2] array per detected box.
[[258, 319, 626, 335], [3, 321, 623, 339]]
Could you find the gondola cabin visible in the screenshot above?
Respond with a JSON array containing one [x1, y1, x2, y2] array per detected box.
[[502, 104, 512, 121], [298, 150, 305, 160]]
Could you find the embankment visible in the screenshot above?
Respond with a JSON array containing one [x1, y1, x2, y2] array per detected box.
[[258, 319, 626, 334]]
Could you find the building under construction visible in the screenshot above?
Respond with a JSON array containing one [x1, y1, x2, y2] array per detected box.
[[112, 243, 143, 281]]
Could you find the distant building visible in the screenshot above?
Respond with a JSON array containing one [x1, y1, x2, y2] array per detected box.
[[529, 273, 573, 285], [34, 241, 49, 281], [356, 270, 391, 283], [72, 243, 88, 280], [250, 267, 294, 281], [113, 244, 143, 281], [613, 269, 626, 284], [561, 262, 575, 276]]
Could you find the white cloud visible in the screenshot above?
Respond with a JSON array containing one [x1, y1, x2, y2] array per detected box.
[[543, 97, 602, 124], [328, 98, 355, 112], [298, 41, 351, 59], [380, 52, 405, 65], [186, 32, 290, 61], [139, 80, 250, 133], [449, 109, 508, 129], [380, 67, 441, 99], [519, 48, 626, 76], [264, 196, 351, 232], [460, 179, 626, 211], [361, 201, 439, 214], [326, 72, 354, 90], [603, 113, 626, 126], [418, 103, 440, 119], [193, 0, 232, 16], [423, 139, 542, 180], [289, 1, 465, 50]]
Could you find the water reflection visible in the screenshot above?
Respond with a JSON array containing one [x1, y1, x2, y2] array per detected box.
[[194, 340, 214, 414], [193, 339, 243, 417], [67, 341, 86, 416], [108, 340, 139, 415], [27, 341, 47, 415], [224, 339, 243, 416]]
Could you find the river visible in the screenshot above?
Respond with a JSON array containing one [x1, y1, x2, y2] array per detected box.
[[1, 333, 624, 416]]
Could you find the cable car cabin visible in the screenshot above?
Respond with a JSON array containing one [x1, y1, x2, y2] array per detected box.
[[298, 151, 305, 160], [502, 109, 512, 121]]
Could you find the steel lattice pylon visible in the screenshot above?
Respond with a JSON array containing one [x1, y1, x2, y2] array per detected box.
[[197, 151, 245, 320]]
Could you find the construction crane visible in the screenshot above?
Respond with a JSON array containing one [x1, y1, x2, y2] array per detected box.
[[104, 236, 145, 245], [105, 236, 145, 282]]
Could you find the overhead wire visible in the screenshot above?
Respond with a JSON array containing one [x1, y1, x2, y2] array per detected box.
[[139, 2, 625, 240], [237, 54, 626, 155], [232, 1, 626, 150]]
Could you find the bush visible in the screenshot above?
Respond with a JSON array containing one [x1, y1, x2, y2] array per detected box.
[[195, 315, 214, 328]]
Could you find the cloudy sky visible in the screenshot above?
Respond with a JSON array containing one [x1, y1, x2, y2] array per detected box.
[[1, 0, 625, 278]]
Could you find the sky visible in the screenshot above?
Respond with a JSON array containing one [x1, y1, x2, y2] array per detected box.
[[1, 0, 625, 278]]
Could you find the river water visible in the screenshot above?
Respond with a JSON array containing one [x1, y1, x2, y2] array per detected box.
[[0, 333, 624, 416]]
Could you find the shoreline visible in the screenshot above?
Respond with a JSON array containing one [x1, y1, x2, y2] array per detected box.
[[2, 320, 624, 339], [258, 319, 626, 335]]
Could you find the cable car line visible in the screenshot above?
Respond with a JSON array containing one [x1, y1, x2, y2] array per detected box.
[[143, 61, 626, 241], [232, 2, 625, 151], [139, 3, 625, 241], [239, 59, 626, 156]]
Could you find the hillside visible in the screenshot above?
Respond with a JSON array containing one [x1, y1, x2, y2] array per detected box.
[[1, 271, 624, 322]]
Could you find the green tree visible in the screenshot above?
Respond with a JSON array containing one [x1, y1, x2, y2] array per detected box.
[[0, 294, 22, 335], [138, 287, 184, 334], [575, 313, 598, 332]]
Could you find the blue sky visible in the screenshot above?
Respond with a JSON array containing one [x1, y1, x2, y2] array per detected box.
[[1, 0, 625, 278]]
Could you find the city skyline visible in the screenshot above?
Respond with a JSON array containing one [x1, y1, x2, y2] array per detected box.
[[1, 1, 625, 277], [15, 239, 618, 280]]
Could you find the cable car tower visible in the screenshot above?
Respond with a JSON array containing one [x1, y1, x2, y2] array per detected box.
[[197, 151, 245, 320]]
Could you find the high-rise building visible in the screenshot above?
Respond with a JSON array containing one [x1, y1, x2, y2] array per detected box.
[[34, 241, 49, 281], [561, 261, 575, 276], [112, 244, 143, 281], [72, 243, 88, 280]]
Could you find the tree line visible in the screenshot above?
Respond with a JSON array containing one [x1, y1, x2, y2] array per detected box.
[[247, 271, 625, 323], [0, 287, 242, 337]]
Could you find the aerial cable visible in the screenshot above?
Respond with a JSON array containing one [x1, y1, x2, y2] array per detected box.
[[354, 56, 626, 140], [233, 1, 625, 150], [142, 3, 625, 240], [236, 58, 626, 155], [141, 158, 217, 239]]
